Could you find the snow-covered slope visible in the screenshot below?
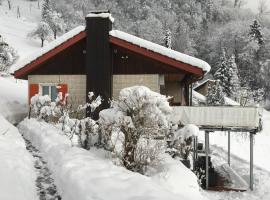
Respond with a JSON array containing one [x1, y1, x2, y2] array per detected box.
[[0, 0, 41, 72], [0, 76, 27, 124], [0, 115, 37, 200]]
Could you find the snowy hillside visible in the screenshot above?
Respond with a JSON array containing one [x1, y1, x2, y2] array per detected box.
[[0, 0, 41, 72]]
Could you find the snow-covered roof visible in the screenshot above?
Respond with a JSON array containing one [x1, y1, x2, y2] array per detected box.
[[86, 13, 115, 23], [192, 90, 240, 106], [14, 26, 211, 76], [12, 26, 85, 73], [109, 30, 211, 73], [193, 79, 215, 90]]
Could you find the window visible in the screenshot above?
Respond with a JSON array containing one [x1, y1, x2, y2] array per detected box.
[[40, 84, 58, 101]]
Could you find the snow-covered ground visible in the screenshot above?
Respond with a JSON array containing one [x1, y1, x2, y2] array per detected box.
[[0, 0, 41, 72], [0, 115, 37, 200], [0, 75, 36, 199], [18, 118, 206, 200], [0, 76, 28, 124]]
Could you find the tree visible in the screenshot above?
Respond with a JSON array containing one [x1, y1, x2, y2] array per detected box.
[[28, 21, 52, 47], [48, 11, 65, 39], [249, 19, 264, 45], [227, 54, 241, 99], [0, 35, 17, 72], [42, 0, 53, 21], [206, 82, 225, 106], [164, 29, 172, 48], [214, 50, 232, 96]]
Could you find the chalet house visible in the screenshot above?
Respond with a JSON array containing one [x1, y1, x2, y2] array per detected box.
[[14, 11, 211, 111]]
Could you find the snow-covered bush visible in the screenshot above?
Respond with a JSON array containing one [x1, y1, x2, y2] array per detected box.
[[167, 124, 199, 168], [0, 35, 18, 72], [59, 92, 102, 149], [99, 86, 172, 173], [30, 91, 102, 149]]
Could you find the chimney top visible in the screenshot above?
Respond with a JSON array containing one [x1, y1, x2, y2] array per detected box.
[[86, 10, 114, 23]]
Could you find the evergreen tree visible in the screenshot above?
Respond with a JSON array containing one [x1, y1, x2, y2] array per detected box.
[[206, 82, 225, 106], [42, 0, 53, 21], [28, 21, 52, 47], [227, 54, 240, 99], [249, 19, 264, 45], [214, 50, 232, 96], [164, 29, 172, 48]]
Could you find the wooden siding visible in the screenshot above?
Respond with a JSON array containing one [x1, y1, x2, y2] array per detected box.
[[30, 38, 86, 76]]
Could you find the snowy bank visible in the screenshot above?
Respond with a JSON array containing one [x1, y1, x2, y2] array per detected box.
[[0, 115, 37, 200], [19, 118, 206, 200], [0, 76, 28, 124]]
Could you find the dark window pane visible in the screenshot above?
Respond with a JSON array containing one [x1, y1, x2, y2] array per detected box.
[[42, 86, 49, 96], [51, 86, 58, 101]]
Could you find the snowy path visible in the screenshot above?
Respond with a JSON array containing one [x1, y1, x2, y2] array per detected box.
[[23, 137, 61, 200], [203, 145, 270, 200]]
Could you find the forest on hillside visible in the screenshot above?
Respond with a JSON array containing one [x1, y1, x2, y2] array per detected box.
[[23, 0, 270, 107]]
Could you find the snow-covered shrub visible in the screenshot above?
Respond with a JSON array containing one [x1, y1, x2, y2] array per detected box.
[[134, 138, 165, 173], [0, 35, 18, 72], [99, 86, 172, 173], [167, 124, 199, 167], [59, 92, 102, 149], [30, 93, 65, 122], [30, 91, 102, 149]]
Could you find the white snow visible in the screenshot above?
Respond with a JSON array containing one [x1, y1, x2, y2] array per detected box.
[[12, 26, 85, 72], [19, 118, 206, 200], [0, 76, 28, 124], [0, 115, 37, 200], [175, 124, 200, 140], [224, 97, 240, 106], [0, 0, 42, 72], [192, 90, 240, 106], [86, 13, 115, 23], [110, 30, 211, 73]]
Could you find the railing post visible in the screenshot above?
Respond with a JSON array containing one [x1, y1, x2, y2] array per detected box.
[[228, 131, 231, 166], [250, 132, 254, 191], [205, 131, 210, 189]]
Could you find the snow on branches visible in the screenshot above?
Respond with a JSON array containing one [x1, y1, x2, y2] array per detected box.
[[28, 21, 53, 47], [99, 86, 172, 173]]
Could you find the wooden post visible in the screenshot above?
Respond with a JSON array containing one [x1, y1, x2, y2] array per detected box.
[[228, 131, 231, 166], [250, 132, 254, 191], [205, 131, 210, 189]]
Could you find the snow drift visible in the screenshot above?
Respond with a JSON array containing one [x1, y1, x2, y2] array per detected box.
[[0, 115, 37, 200], [18, 118, 206, 200]]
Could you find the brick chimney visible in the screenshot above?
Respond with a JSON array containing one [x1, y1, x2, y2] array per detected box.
[[85, 10, 113, 117]]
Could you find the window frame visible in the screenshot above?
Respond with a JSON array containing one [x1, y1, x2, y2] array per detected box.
[[39, 83, 59, 101]]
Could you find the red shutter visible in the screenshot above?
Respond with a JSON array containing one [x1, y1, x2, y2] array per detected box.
[[58, 84, 68, 104], [29, 84, 39, 104]]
